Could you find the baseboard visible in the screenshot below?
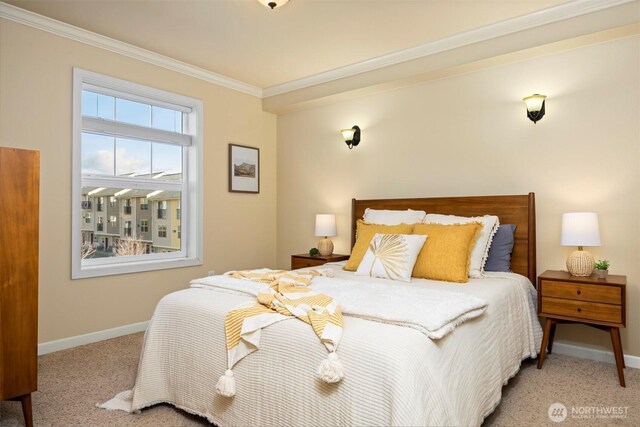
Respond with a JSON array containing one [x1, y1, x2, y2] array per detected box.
[[553, 341, 640, 369], [38, 320, 149, 355]]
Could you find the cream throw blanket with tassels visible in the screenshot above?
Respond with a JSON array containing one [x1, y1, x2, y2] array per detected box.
[[215, 269, 343, 397]]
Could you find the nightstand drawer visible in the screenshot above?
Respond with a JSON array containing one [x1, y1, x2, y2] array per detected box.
[[540, 280, 621, 304], [291, 258, 326, 270], [541, 296, 622, 324]]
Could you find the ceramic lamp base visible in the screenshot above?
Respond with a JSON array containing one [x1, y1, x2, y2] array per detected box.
[[317, 238, 334, 256], [566, 249, 595, 276]]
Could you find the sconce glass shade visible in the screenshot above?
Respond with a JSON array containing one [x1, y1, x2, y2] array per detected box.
[[523, 94, 546, 112], [341, 128, 356, 141], [257, 0, 289, 9], [561, 212, 601, 277], [523, 94, 546, 123], [340, 125, 361, 149]]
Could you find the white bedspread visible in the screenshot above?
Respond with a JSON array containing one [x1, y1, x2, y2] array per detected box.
[[104, 263, 542, 426], [190, 270, 488, 339]]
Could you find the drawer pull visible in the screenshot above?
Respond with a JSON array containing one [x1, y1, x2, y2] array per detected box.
[[577, 308, 582, 313], [576, 290, 581, 295]]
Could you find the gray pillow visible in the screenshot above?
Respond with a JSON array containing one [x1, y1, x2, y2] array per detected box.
[[484, 224, 516, 272]]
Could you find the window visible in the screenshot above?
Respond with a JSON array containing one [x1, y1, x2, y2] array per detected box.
[[85, 212, 91, 223], [123, 199, 132, 215], [72, 68, 203, 279], [157, 200, 168, 219]]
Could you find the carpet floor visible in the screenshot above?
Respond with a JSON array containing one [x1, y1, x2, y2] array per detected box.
[[0, 332, 637, 426]]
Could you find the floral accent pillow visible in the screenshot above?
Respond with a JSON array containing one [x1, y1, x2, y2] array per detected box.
[[344, 221, 415, 271], [355, 233, 427, 282]]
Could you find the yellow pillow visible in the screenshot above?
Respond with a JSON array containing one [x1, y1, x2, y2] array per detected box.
[[344, 220, 415, 271], [411, 222, 482, 283]]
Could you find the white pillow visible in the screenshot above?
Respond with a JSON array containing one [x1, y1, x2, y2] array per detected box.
[[355, 233, 427, 282], [423, 214, 499, 278], [363, 208, 426, 225]]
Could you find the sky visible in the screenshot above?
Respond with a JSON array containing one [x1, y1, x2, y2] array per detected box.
[[81, 90, 183, 177]]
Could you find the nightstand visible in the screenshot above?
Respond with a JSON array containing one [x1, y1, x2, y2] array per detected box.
[[537, 269, 627, 386], [291, 253, 350, 270]]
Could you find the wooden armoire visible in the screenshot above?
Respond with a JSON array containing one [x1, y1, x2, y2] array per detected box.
[[0, 147, 39, 427]]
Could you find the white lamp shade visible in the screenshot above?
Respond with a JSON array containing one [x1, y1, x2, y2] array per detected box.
[[561, 212, 601, 247], [315, 214, 337, 237]]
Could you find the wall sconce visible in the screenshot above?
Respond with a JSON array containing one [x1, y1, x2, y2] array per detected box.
[[257, 0, 289, 9], [340, 125, 361, 149], [523, 94, 546, 123]]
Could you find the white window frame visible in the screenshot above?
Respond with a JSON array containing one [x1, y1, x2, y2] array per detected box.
[[72, 68, 203, 279]]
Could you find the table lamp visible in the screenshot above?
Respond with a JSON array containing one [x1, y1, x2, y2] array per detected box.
[[561, 212, 601, 276], [315, 214, 337, 256]]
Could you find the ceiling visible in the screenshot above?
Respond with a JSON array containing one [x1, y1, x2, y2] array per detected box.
[[3, 0, 568, 89]]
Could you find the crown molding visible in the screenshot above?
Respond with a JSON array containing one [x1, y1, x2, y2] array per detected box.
[[1, 0, 636, 100], [0, 2, 263, 98], [262, 0, 637, 97]]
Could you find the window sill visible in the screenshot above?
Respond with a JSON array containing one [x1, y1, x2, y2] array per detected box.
[[72, 256, 202, 279]]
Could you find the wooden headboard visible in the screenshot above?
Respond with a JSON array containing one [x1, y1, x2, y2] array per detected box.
[[351, 193, 537, 284]]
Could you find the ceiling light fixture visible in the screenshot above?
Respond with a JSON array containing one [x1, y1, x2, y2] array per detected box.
[[257, 0, 289, 10]]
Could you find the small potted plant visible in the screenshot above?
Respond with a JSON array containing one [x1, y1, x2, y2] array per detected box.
[[309, 247, 320, 256], [594, 259, 610, 279]]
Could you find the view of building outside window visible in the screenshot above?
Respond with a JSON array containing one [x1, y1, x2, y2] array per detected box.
[[81, 186, 182, 258], [80, 88, 183, 259]]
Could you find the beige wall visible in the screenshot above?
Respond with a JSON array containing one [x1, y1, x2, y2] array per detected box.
[[2, 15, 638, 361], [277, 36, 640, 356], [0, 19, 277, 343]]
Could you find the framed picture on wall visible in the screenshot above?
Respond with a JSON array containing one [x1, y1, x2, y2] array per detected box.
[[229, 144, 260, 193]]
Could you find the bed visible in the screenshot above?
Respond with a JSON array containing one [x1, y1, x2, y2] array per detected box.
[[101, 193, 542, 426]]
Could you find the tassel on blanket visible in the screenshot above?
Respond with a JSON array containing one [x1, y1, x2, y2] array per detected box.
[[216, 369, 236, 397], [317, 352, 344, 383], [218, 269, 344, 396]]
